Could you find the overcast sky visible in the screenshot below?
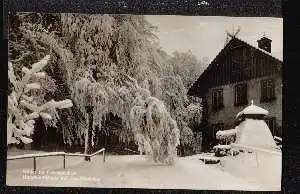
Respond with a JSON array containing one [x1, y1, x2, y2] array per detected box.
[[146, 16, 283, 63]]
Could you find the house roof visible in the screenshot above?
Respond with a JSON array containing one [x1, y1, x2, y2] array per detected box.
[[187, 36, 283, 98], [236, 100, 269, 118], [239, 37, 281, 61]]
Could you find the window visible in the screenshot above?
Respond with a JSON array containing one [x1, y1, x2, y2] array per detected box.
[[211, 88, 224, 112], [234, 83, 248, 106], [212, 123, 224, 138], [261, 79, 276, 102], [265, 117, 276, 136], [232, 49, 243, 65]]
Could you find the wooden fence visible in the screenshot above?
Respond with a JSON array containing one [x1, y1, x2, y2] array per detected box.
[[7, 148, 106, 172]]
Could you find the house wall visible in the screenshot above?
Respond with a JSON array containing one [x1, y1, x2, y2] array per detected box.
[[205, 74, 282, 136]]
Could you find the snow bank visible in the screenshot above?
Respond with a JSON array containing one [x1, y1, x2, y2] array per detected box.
[[235, 119, 278, 150], [7, 154, 267, 190], [219, 151, 281, 190]]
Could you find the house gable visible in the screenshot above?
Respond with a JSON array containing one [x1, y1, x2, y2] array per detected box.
[[188, 37, 282, 98]]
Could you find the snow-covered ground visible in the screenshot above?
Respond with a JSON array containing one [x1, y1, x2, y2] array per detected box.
[[7, 151, 281, 190], [219, 151, 281, 190]]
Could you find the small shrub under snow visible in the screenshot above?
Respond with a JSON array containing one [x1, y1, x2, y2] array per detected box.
[[216, 128, 237, 144], [213, 144, 232, 157], [212, 144, 240, 157], [198, 155, 220, 164]]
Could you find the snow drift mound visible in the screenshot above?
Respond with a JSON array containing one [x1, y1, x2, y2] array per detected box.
[[235, 119, 277, 150]]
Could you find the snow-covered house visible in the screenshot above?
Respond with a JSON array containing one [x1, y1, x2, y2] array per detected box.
[[188, 35, 282, 147]]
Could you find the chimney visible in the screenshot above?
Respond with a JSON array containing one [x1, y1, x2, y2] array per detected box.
[[257, 36, 272, 53]]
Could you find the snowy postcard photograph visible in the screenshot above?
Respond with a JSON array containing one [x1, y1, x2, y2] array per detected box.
[[7, 13, 282, 191]]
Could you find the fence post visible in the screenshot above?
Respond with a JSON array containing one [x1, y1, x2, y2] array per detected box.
[[103, 149, 105, 163], [33, 157, 36, 172], [255, 152, 259, 167], [63, 154, 66, 169]]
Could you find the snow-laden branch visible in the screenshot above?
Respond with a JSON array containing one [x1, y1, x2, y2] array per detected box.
[[71, 74, 180, 164], [7, 55, 73, 145]]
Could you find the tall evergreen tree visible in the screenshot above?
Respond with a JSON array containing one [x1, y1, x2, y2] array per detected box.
[[8, 55, 73, 145]]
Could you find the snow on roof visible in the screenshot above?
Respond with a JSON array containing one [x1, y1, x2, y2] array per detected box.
[[236, 100, 268, 118], [208, 35, 282, 66], [233, 36, 282, 62]]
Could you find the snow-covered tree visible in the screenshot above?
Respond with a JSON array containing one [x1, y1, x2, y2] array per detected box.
[[168, 51, 206, 89], [164, 52, 204, 151], [59, 14, 183, 163], [7, 55, 73, 145], [9, 13, 203, 164], [9, 12, 83, 145]]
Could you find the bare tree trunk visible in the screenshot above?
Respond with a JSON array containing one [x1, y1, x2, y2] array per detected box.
[[84, 106, 93, 161], [84, 127, 88, 154]]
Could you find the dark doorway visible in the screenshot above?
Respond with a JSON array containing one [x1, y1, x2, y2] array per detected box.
[[92, 113, 139, 155]]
